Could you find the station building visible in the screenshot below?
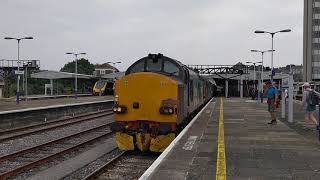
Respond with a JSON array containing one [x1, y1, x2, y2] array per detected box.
[[304, 0, 320, 81]]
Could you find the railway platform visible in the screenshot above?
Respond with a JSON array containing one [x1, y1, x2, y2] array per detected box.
[[0, 96, 114, 129], [0, 95, 113, 112], [141, 98, 320, 180]]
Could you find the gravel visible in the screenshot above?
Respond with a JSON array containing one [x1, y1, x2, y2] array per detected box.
[[12, 134, 115, 179], [97, 152, 159, 180], [61, 148, 123, 180], [0, 115, 113, 157]]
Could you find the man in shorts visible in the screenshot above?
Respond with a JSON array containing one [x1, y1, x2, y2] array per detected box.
[[266, 81, 278, 124]]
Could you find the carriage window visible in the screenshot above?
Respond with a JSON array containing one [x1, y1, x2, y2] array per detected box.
[[129, 60, 145, 73], [146, 58, 162, 71], [164, 61, 179, 76]]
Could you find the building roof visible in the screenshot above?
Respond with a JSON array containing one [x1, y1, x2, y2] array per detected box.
[[31, 70, 95, 80], [95, 63, 119, 71]]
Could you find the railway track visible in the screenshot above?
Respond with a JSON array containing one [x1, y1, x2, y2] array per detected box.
[[0, 122, 114, 179], [0, 109, 113, 143], [82, 151, 159, 180]]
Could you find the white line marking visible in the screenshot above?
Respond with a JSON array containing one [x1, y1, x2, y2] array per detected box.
[[182, 136, 197, 150], [226, 118, 244, 121], [139, 98, 215, 180]]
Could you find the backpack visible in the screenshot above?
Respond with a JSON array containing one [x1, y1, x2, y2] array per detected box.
[[308, 91, 319, 106]]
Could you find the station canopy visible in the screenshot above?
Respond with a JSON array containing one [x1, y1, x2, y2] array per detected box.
[[31, 70, 94, 80], [31, 70, 126, 80]]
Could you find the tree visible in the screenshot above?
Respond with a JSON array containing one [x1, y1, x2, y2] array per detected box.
[[60, 58, 96, 94], [60, 58, 95, 75]]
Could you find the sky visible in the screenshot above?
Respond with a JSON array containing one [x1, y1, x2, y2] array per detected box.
[[0, 0, 303, 71]]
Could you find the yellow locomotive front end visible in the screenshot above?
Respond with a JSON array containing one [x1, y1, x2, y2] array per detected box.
[[112, 72, 178, 152]]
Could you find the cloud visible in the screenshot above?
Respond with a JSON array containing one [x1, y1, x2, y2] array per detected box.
[[0, 0, 303, 71]]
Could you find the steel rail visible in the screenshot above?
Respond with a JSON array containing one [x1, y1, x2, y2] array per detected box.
[[0, 121, 113, 163], [0, 109, 112, 136], [0, 111, 113, 143], [82, 151, 127, 180], [0, 130, 114, 179]]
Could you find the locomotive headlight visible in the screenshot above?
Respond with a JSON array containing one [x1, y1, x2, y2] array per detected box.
[[112, 105, 127, 114], [159, 106, 174, 115], [115, 95, 119, 102]]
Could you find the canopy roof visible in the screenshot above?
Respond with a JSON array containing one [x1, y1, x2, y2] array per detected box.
[[31, 70, 125, 80], [31, 70, 94, 80]]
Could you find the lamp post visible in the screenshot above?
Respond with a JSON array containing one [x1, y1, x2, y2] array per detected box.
[[246, 61, 262, 89], [254, 29, 291, 82], [251, 49, 275, 93], [66, 52, 86, 98], [4, 36, 33, 104], [246, 61, 262, 99]]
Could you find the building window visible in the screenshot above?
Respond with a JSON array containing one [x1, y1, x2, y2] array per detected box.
[[313, 38, 320, 43], [314, 14, 320, 19], [100, 70, 105, 74], [313, 54, 320, 61], [313, 49, 320, 54], [312, 67, 320, 74], [314, 25, 320, 31], [313, 61, 320, 67], [315, 2, 320, 7]]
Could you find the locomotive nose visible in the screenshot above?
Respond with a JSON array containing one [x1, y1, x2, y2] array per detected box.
[[114, 72, 178, 123]]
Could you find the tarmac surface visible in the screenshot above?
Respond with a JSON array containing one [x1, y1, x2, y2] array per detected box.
[[144, 98, 320, 180], [0, 96, 113, 112]]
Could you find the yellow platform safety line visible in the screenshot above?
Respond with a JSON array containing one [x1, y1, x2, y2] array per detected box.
[[216, 98, 226, 180]]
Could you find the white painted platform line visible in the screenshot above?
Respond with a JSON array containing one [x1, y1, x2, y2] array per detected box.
[[139, 98, 215, 180], [182, 136, 197, 150], [0, 100, 113, 115]]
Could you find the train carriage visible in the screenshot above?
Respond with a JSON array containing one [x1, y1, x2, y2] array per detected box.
[[111, 54, 215, 152]]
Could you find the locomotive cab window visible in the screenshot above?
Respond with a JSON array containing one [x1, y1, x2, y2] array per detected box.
[[146, 58, 162, 72], [128, 60, 145, 74], [164, 61, 179, 76]]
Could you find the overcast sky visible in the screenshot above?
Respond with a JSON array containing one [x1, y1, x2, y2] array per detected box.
[[0, 0, 303, 71]]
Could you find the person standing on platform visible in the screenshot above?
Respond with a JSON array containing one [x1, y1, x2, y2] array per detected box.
[[265, 81, 278, 125], [260, 91, 264, 103], [302, 82, 320, 125]]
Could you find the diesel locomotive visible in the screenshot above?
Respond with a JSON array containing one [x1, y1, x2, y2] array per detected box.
[[111, 54, 215, 152]]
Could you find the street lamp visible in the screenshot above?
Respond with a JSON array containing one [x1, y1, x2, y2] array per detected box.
[[254, 29, 291, 82], [246, 61, 262, 100], [66, 52, 86, 98], [251, 49, 275, 93], [4, 36, 34, 104], [246, 61, 262, 89]]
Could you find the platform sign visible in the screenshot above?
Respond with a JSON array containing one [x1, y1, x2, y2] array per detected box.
[[14, 70, 24, 75], [282, 76, 289, 88]]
